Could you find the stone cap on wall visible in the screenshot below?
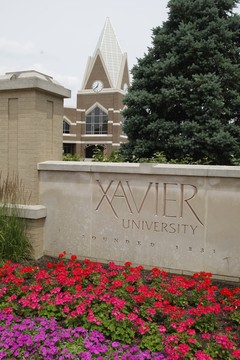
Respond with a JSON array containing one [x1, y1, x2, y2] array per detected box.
[[0, 204, 47, 219], [0, 70, 71, 98], [37, 161, 240, 178]]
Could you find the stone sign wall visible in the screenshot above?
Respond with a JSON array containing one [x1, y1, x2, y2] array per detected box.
[[38, 161, 240, 281]]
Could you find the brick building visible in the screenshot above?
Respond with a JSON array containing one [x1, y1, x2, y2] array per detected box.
[[63, 18, 130, 158]]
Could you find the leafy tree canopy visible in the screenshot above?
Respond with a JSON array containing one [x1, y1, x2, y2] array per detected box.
[[121, 0, 240, 164]]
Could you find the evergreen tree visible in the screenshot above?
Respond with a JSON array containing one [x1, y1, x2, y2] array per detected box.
[[121, 0, 240, 164]]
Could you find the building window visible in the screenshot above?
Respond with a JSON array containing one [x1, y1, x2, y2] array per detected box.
[[86, 106, 108, 134], [63, 120, 70, 134], [63, 143, 75, 155]]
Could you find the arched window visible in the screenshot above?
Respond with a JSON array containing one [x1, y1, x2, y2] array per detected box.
[[63, 120, 70, 134], [86, 106, 108, 134]]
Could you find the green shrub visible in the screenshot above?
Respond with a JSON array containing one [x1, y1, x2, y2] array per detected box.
[[92, 146, 105, 162], [0, 174, 33, 263], [92, 148, 125, 162], [63, 153, 83, 161]]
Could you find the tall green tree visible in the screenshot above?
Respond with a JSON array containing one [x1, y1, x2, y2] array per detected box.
[[121, 0, 240, 164]]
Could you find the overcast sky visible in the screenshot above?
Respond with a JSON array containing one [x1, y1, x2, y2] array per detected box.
[[1, 0, 239, 107]]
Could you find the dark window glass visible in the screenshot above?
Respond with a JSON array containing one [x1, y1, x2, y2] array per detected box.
[[63, 143, 75, 155], [63, 120, 70, 134], [86, 107, 108, 134]]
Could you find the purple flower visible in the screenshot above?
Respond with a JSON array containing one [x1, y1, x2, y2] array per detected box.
[[112, 341, 121, 348], [0, 311, 167, 359]]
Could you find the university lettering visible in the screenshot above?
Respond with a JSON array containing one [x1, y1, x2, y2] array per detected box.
[[122, 219, 198, 235]]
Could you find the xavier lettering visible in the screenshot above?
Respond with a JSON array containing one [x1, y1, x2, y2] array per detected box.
[[95, 179, 203, 225], [180, 184, 203, 225], [127, 181, 153, 213], [95, 180, 133, 217]]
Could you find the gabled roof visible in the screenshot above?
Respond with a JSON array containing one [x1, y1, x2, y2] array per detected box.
[[93, 17, 123, 88]]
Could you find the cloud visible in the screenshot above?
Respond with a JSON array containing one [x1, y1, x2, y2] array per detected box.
[[0, 37, 35, 56]]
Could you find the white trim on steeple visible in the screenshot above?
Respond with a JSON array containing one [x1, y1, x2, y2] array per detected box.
[[116, 53, 129, 89]]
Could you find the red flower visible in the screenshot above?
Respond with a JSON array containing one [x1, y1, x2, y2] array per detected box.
[[151, 267, 167, 278], [220, 287, 233, 297], [46, 262, 54, 268], [58, 251, 66, 258], [71, 254, 77, 261], [20, 266, 36, 273], [112, 279, 123, 288], [126, 285, 135, 293], [124, 261, 132, 267]]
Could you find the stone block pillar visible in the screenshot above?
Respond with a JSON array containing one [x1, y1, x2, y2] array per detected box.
[[0, 70, 71, 258]]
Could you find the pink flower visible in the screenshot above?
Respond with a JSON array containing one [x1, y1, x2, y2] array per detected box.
[[146, 307, 156, 316], [2, 306, 13, 314], [8, 294, 17, 301], [158, 325, 166, 333], [195, 350, 212, 360], [178, 343, 190, 355], [75, 303, 86, 315], [128, 313, 138, 321], [214, 334, 234, 350], [187, 329, 196, 335], [138, 324, 149, 334], [188, 337, 196, 344], [112, 309, 126, 321], [87, 309, 102, 325], [232, 349, 240, 359], [63, 305, 70, 313]]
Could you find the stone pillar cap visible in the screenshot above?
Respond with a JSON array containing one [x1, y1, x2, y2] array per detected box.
[[0, 70, 71, 98]]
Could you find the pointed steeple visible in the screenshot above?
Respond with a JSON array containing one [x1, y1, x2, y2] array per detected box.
[[81, 17, 129, 91], [93, 18, 123, 88]]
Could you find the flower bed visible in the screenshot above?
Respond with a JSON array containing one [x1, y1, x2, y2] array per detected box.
[[0, 313, 166, 359], [0, 253, 239, 359]]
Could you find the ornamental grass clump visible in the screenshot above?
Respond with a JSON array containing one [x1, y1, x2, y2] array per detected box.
[[0, 253, 239, 359], [0, 174, 32, 262]]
